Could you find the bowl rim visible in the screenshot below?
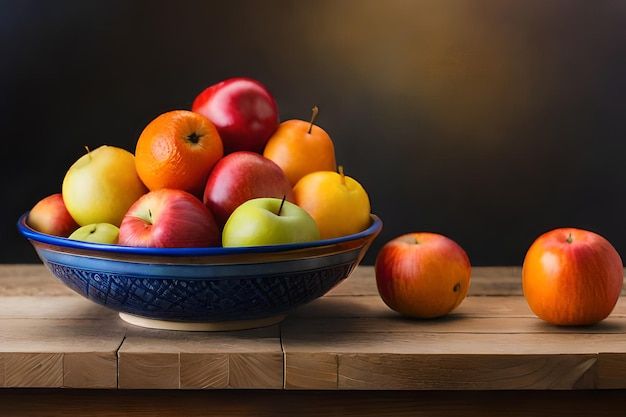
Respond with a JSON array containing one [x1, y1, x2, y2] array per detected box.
[[17, 212, 382, 256]]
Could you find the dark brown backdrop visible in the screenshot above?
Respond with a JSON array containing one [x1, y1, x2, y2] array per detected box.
[[2, 0, 626, 266]]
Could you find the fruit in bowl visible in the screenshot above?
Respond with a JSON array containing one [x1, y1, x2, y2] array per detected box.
[[293, 166, 371, 240], [69, 223, 120, 244], [203, 151, 295, 228], [27, 193, 80, 237], [222, 197, 320, 247], [119, 188, 221, 248], [18, 76, 383, 330], [192, 77, 279, 155], [263, 106, 337, 187], [62, 145, 148, 227], [17, 212, 382, 331]]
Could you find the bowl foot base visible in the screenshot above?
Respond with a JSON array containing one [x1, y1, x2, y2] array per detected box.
[[118, 312, 287, 331]]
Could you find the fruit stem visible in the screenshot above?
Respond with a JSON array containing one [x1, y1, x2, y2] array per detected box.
[[338, 165, 346, 186], [187, 132, 201, 144], [566, 233, 573, 243], [84, 146, 92, 160], [308, 106, 319, 134], [277, 195, 287, 216]]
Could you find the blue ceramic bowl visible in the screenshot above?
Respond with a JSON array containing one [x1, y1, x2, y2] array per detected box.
[[18, 212, 382, 331]]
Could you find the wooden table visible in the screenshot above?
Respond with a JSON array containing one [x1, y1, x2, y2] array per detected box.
[[1, 264, 625, 416]]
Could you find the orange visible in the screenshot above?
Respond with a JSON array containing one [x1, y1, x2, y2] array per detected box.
[[263, 106, 336, 186], [135, 110, 223, 198]]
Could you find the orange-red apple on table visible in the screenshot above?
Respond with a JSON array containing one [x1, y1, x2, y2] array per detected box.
[[263, 106, 337, 187], [191, 77, 279, 155], [375, 233, 471, 319], [203, 151, 294, 228], [118, 189, 220, 248], [62, 145, 148, 227], [293, 167, 370, 239], [27, 193, 79, 237], [522, 227, 623, 326]]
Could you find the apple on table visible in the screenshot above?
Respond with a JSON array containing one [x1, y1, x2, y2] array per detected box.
[[375, 232, 472, 319], [191, 77, 279, 155], [118, 188, 221, 248], [203, 151, 295, 228], [522, 227, 623, 326], [222, 197, 320, 247]]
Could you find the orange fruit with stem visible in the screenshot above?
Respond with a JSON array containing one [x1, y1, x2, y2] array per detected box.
[[263, 106, 337, 187], [135, 110, 223, 198], [293, 166, 371, 239]]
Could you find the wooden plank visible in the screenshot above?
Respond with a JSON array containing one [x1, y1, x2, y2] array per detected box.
[[283, 330, 626, 390], [284, 353, 337, 389], [0, 318, 127, 353], [336, 353, 597, 390], [118, 325, 283, 389], [0, 296, 118, 319], [283, 316, 626, 335], [283, 330, 626, 355], [179, 352, 229, 388], [0, 318, 126, 388], [3, 353, 64, 387], [597, 353, 626, 389], [0, 264, 74, 296], [64, 352, 118, 389], [119, 352, 181, 389], [290, 295, 626, 322]]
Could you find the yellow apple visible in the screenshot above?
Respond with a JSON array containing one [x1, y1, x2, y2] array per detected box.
[[62, 145, 148, 226], [292, 167, 371, 239]]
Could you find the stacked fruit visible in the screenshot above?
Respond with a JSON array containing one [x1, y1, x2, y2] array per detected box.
[[27, 77, 372, 248]]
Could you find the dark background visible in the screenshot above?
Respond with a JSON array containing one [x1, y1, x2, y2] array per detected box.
[[2, 0, 626, 266]]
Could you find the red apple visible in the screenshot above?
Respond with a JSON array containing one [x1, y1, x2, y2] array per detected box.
[[522, 228, 623, 326], [27, 193, 80, 237], [203, 151, 295, 228], [191, 77, 279, 154], [118, 189, 220, 248], [375, 233, 472, 318]]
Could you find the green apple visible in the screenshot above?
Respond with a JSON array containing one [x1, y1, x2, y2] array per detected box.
[[68, 223, 120, 244], [62, 145, 148, 227], [222, 197, 320, 247]]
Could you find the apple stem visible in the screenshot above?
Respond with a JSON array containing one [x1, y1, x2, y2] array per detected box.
[[308, 106, 319, 134], [277, 195, 287, 216], [566, 233, 573, 244], [84, 146, 92, 160], [338, 165, 346, 186]]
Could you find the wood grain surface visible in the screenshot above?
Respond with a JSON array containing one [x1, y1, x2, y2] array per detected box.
[[1, 264, 626, 415]]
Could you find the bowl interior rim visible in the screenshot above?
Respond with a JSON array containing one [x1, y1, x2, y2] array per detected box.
[[17, 212, 382, 256]]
